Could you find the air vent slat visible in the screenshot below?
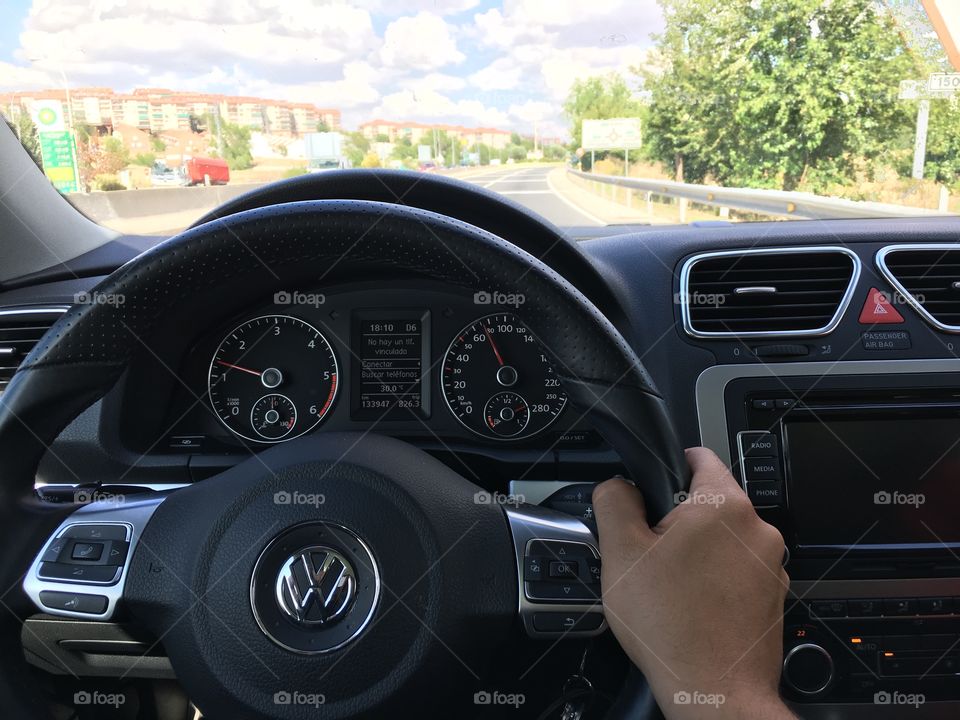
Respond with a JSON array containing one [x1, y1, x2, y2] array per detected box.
[[682, 249, 857, 337], [0, 308, 65, 388], [880, 247, 960, 332]]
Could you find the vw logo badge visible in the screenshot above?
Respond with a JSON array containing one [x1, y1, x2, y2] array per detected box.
[[275, 546, 357, 626]]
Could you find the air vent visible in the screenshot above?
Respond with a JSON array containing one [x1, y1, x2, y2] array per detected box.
[[0, 307, 67, 391], [878, 245, 960, 332], [680, 248, 860, 338]]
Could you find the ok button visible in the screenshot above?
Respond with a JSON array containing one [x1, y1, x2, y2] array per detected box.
[[549, 561, 578, 579]]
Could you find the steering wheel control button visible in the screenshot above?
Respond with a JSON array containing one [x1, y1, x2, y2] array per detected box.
[[532, 612, 603, 633], [523, 557, 543, 581], [548, 561, 579, 579], [38, 562, 121, 584], [71, 542, 103, 561], [62, 524, 129, 541], [39, 591, 108, 615], [251, 521, 380, 654], [41, 538, 68, 563]]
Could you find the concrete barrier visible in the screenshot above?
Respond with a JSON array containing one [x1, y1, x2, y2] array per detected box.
[[68, 183, 268, 223]]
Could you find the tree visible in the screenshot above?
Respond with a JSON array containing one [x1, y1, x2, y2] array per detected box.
[[8, 111, 43, 167], [360, 151, 381, 168], [132, 152, 156, 167], [563, 73, 642, 153], [210, 120, 253, 170], [642, 0, 917, 190], [343, 131, 370, 167], [150, 135, 166, 152], [76, 136, 129, 189], [317, 119, 330, 132]]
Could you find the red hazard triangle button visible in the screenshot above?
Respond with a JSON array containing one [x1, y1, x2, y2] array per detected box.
[[858, 287, 904, 324]]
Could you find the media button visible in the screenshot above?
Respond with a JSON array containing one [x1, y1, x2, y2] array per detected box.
[[751, 399, 775, 410], [744, 458, 781, 481]]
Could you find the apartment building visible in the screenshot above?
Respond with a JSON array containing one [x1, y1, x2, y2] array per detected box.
[[0, 87, 340, 137], [359, 119, 512, 149]]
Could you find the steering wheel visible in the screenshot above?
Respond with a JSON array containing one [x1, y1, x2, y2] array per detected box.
[[0, 188, 688, 718]]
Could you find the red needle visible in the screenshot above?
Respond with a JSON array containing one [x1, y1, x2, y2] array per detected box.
[[484, 325, 504, 366], [216, 360, 261, 377]]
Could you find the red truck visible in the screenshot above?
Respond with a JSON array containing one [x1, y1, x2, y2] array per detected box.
[[183, 157, 230, 186]]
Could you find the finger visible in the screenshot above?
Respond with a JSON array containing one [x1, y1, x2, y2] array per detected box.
[[593, 477, 658, 555], [685, 447, 745, 498]]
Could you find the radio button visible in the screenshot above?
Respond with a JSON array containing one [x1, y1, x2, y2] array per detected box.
[[884, 598, 917, 616], [744, 458, 782, 481], [849, 599, 883, 617], [746, 481, 784, 507], [918, 597, 953, 615], [740, 432, 778, 458], [751, 399, 775, 410]]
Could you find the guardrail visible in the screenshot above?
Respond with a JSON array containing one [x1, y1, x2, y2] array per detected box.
[[568, 169, 949, 220]]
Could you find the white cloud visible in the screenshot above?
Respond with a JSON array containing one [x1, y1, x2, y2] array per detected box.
[[354, 0, 481, 16], [379, 12, 464, 71], [0, 62, 57, 92], [373, 88, 509, 127], [468, 58, 523, 91]]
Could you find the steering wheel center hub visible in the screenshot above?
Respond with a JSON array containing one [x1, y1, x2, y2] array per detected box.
[[251, 522, 380, 654]]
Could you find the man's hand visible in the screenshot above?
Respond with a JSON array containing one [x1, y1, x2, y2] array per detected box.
[[593, 447, 794, 720]]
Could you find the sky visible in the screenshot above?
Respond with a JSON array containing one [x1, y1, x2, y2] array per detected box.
[[0, 0, 664, 137]]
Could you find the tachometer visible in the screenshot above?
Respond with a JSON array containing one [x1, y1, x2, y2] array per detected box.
[[441, 313, 566, 440], [208, 315, 338, 443]]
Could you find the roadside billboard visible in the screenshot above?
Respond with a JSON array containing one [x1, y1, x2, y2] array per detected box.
[[31, 100, 80, 193], [581, 118, 642, 151]]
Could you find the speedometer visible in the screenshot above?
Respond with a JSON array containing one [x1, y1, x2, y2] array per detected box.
[[441, 313, 566, 440], [208, 315, 338, 443]]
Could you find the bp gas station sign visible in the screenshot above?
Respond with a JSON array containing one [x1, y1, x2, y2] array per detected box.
[[31, 100, 79, 193]]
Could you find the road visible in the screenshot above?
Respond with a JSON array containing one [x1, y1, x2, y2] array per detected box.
[[455, 166, 604, 227]]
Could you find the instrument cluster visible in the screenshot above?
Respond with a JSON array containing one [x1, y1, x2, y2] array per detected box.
[[199, 287, 571, 445]]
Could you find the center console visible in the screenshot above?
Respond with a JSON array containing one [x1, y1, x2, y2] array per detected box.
[[698, 359, 960, 709]]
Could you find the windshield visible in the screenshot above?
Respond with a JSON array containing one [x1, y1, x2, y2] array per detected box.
[[2, 0, 959, 234]]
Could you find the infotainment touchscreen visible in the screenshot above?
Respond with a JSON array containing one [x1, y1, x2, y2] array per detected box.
[[784, 417, 960, 548]]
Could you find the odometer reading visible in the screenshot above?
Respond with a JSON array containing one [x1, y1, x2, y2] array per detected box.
[[441, 313, 566, 440], [208, 315, 338, 443]]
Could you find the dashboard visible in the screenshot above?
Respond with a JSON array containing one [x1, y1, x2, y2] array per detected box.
[[10, 214, 960, 718]]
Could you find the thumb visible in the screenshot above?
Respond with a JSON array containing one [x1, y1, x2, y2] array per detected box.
[[592, 477, 657, 558]]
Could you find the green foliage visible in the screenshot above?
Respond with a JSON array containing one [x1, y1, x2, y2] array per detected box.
[[543, 144, 568, 161], [642, 0, 918, 191], [500, 144, 527, 162], [375, 132, 390, 142], [563, 73, 642, 152], [317, 119, 330, 132], [132, 152, 156, 167], [150, 135, 166, 152], [209, 119, 253, 170], [8, 112, 43, 167], [93, 174, 125, 191], [282, 166, 308, 178], [360, 151, 381, 168], [343, 131, 370, 167]]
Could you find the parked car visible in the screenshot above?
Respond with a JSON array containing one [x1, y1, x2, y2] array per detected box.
[[149, 162, 186, 187]]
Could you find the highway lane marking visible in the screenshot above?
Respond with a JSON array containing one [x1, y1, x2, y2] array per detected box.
[[545, 169, 605, 226]]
